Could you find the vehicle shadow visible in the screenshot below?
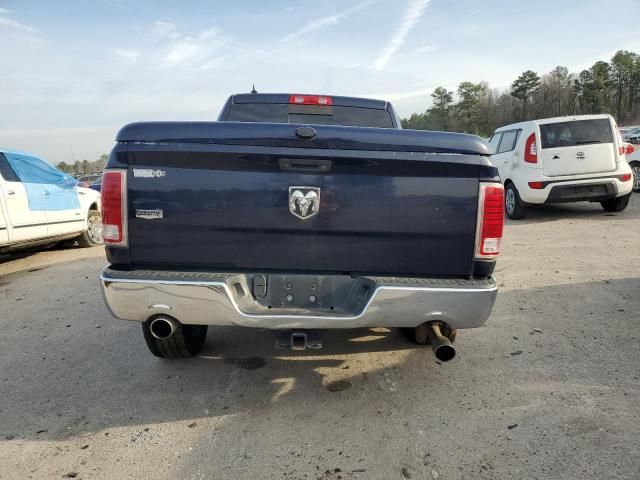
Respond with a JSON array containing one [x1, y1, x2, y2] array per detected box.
[[2, 272, 639, 478], [505, 196, 639, 225], [0, 250, 36, 266], [0, 241, 79, 266], [1, 276, 639, 444]]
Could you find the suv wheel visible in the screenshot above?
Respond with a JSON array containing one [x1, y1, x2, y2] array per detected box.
[[630, 162, 640, 193], [505, 183, 526, 220], [600, 193, 630, 213]]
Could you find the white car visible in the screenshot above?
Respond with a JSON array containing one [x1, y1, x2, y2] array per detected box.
[[0, 148, 103, 251], [621, 126, 640, 144], [624, 143, 640, 192], [488, 114, 633, 219]]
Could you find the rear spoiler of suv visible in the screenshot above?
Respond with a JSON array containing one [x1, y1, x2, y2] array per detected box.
[[116, 122, 491, 156]]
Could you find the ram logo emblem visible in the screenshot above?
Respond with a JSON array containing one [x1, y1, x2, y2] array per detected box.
[[289, 187, 321, 220]]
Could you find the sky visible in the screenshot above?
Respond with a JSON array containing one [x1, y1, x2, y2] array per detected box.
[[2, 0, 640, 164]]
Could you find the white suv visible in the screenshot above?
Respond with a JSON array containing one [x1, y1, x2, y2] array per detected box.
[[489, 114, 633, 219]]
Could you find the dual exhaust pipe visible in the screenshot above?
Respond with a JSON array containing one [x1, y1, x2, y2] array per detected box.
[[149, 316, 455, 362]]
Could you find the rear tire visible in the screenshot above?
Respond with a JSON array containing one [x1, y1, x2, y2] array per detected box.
[[600, 193, 630, 213], [76, 210, 103, 247], [630, 162, 640, 193], [505, 183, 526, 220], [142, 320, 208, 359]]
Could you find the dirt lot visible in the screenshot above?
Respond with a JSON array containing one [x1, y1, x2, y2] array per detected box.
[[1, 197, 639, 480]]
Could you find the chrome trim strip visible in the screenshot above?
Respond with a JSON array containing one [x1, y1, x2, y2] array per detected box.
[[13, 219, 84, 229]]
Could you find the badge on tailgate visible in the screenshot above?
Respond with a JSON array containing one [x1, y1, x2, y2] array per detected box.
[[135, 208, 163, 220], [289, 186, 321, 220]]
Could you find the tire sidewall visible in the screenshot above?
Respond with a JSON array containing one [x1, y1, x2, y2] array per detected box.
[[505, 183, 525, 220], [630, 162, 640, 193], [85, 210, 103, 246]]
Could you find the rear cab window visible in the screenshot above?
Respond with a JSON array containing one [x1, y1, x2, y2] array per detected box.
[[540, 119, 613, 149], [224, 99, 395, 129]]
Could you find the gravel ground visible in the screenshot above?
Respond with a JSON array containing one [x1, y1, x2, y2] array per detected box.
[[0, 197, 639, 480]]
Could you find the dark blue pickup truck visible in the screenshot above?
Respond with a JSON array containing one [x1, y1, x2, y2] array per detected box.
[[99, 93, 504, 362]]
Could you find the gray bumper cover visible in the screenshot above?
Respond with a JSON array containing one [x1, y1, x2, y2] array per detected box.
[[100, 267, 498, 330]]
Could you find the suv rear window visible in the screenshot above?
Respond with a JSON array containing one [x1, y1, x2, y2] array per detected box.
[[226, 103, 395, 128], [540, 119, 613, 149]]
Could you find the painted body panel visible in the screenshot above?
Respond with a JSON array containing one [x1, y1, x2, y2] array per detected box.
[[107, 121, 497, 277], [0, 184, 8, 245], [0, 178, 47, 242]]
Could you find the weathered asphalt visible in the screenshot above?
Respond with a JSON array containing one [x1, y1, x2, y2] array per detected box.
[[1, 197, 639, 479]]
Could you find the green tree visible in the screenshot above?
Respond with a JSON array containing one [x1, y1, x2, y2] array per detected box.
[[401, 49, 640, 133], [428, 86, 454, 130], [548, 66, 571, 116], [401, 112, 431, 130], [578, 61, 611, 113], [511, 70, 540, 119], [56, 161, 70, 173], [610, 51, 635, 121], [628, 54, 640, 117], [455, 81, 488, 134]]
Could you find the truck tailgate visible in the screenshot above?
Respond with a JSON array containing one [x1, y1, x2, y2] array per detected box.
[[118, 123, 490, 277]]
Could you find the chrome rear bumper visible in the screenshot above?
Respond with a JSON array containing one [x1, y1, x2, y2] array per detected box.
[[100, 267, 498, 330]]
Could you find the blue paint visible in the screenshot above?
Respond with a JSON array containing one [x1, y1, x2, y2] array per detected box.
[[4, 152, 80, 211]]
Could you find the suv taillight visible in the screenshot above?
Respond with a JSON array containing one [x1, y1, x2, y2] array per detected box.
[[524, 133, 537, 163], [101, 170, 127, 246], [475, 183, 504, 259]]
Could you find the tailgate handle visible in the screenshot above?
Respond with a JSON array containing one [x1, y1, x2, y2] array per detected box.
[[279, 158, 332, 172]]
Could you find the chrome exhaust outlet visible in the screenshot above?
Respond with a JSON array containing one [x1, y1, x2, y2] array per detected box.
[[149, 316, 179, 340], [428, 322, 456, 362]]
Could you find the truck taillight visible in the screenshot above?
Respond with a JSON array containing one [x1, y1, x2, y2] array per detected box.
[[101, 170, 127, 246], [475, 183, 504, 259], [524, 133, 537, 163], [288, 94, 333, 106]]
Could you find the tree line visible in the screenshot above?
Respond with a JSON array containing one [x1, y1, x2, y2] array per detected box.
[[56, 154, 108, 176], [401, 50, 640, 136]]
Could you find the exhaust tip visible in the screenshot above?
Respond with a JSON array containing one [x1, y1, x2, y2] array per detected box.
[[149, 317, 177, 340], [434, 344, 456, 362], [427, 322, 456, 362]]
